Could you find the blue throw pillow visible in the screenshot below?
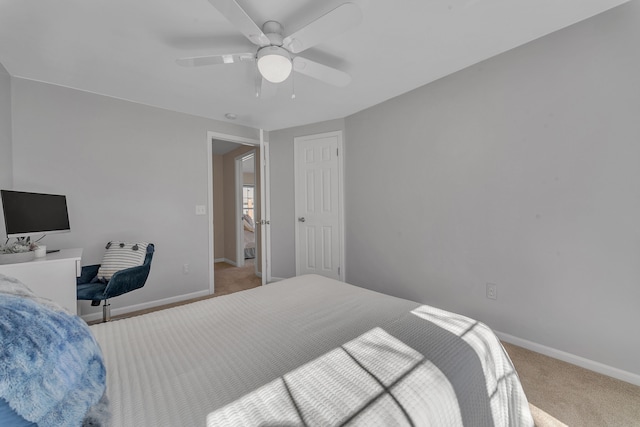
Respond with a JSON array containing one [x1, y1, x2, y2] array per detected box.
[[0, 274, 108, 427]]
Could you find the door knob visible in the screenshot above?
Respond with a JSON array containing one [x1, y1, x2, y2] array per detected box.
[[298, 217, 306, 222]]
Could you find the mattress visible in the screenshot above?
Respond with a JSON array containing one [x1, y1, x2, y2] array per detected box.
[[90, 275, 533, 426]]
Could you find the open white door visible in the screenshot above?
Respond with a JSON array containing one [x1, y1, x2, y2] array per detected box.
[[259, 130, 271, 285], [294, 131, 344, 281]]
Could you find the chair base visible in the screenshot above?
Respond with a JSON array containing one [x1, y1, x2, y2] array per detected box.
[[103, 300, 111, 322]]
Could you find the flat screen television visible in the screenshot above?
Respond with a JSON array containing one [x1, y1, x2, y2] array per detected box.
[[1, 190, 71, 238]]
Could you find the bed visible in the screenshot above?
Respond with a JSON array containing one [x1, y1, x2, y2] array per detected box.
[[1, 273, 534, 426]]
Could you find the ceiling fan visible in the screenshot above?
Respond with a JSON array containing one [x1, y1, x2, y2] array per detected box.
[[176, 0, 362, 96]]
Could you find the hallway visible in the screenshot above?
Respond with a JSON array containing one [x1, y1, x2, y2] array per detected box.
[[213, 259, 261, 297]]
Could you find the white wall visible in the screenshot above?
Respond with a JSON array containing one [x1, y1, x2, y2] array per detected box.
[[268, 118, 345, 279], [10, 78, 259, 317], [344, 2, 640, 378], [0, 62, 12, 238]]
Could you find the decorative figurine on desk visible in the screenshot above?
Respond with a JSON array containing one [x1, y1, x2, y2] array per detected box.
[[0, 237, 40, 264]]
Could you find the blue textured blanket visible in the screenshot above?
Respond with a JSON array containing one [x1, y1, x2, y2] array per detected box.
[[0, 274, 108, 427]]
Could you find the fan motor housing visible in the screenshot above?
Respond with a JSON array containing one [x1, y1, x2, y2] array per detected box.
[[262, 21, 284, 46]]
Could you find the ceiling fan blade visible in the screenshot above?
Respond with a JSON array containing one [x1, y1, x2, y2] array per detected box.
[[207, 0, 270, 46], [293, 56, 351, 87], [283, 3, 362, 54], [176, 52, 254, 67]]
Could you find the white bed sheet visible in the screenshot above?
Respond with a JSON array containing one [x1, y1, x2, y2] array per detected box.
[[90, 275, 532, 426]]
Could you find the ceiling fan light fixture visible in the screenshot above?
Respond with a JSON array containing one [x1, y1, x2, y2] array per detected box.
[[257, 46, 292, 83]]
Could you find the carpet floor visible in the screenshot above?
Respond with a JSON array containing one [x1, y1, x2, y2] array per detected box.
[[213, 258, 261, 296], [504, 342, 640, 426]]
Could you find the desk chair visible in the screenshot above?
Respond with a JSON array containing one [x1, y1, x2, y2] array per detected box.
[[77, 243, 154, 322]]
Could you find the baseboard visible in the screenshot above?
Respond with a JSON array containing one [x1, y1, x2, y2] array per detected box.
[[268, 277, 287, 282], [80, 290, 210, 323], [496, 331, 640, 387], [214, 258, 238, 266]]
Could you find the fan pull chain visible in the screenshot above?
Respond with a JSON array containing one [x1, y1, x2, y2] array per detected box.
[[291, 71, 296, 99], [255, 66, 261, 98]]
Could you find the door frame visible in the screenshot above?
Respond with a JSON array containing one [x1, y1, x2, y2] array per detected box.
[[207, 131, 263, 294], [293, 130, 346, 281], [260, 130, 272, 284]]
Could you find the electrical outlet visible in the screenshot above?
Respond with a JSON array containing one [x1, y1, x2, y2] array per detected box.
[[195, 205, 206, 215], [183, 263, 189, 274], [486, 283, 497, 300]]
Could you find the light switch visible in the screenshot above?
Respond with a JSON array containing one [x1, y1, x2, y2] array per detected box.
[[195, 205, 206, 215]]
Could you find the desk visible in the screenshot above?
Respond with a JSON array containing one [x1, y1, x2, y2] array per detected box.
[[0, 248, 82, 314]]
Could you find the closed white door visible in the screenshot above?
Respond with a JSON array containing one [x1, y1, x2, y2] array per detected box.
[[294, 131, 343, 280]]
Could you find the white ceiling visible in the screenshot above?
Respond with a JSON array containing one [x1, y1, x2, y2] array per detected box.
[[0, 0, 628, 131]]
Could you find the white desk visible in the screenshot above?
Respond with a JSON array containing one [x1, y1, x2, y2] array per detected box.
[[0, 248, 82, 314]]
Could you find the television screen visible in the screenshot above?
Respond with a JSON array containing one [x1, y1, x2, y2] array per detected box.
[[1, 190, 71, 238]]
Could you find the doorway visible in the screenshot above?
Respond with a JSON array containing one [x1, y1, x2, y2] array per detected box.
[[207, 131, 270, 295]]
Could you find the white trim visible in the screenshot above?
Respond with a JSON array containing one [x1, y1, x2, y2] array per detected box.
[[207, 138, 214, 294], [259, 130, 266, 284], [207, 131, 260, 295], [293, 130, 345, 281], [268, 276, 288, 282], [265, 142, 272, 283], [207, 131, 258, 146], [496, 331, 640, 387], [80, 290, 210, 323], [337, 133, 345, 281], [293, 140, 299, 277], [260, 133, 272, 284]]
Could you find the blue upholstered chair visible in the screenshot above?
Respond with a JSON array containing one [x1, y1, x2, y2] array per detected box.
[[77, 243, 154, 322]]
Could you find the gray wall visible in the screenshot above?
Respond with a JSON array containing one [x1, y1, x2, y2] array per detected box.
[[10, 78, 258, 316], [268, 118, 345, 279], [344, 2, 640, 376], [0, 62, 12, 238], [212, 154, 224, 259]]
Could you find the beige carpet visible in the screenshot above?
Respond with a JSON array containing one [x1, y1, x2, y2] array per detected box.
[[529, 403, 568, 427], [504, 342, 640, 426], [213, 259, 261, 296]]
